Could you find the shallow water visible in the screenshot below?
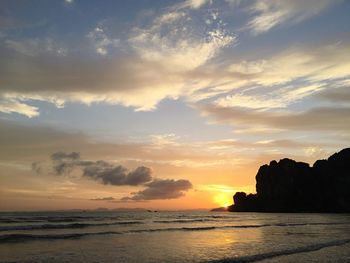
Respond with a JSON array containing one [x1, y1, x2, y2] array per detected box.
[[0, 211, 349, 262]]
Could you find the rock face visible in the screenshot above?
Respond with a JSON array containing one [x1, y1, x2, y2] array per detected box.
[[228, 148, 350, 212]]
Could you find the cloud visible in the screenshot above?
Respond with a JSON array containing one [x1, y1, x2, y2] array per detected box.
[[50, 151, 81, 175], [205, 42, 350, 112], [5, 38, 67, 57], [247, 0, 338, 34], [36, 151, 153, 186], [197, 104, 350, 132], [31, 162, 43, 174], [0, 0, 347, 120], [208, 139, 330, 150], [187, 0, 210, 9], [82, 163, 153, 186], [318, 84, 350, 103], [0, 3, 235, 116], [122, 179, 192, 201], [0, 97, 39, 117], [34, 150, 193, 201], [87, 27, 119, 55], [176, 0, 211, 10], [226, 43, 350, 87], [129, 10, 235, 72], [51, 151, 80, 161], [90, 197, 116, 201], [215, 83, 325, 109]]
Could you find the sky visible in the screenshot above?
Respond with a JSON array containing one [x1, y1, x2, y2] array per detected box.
[[0, 0, 349, 211]]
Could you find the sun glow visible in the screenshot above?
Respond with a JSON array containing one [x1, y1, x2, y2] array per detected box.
[[213, 193, 232, 208]]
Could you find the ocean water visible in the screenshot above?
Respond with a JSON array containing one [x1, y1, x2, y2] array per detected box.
[[0, 211, 349, 263]]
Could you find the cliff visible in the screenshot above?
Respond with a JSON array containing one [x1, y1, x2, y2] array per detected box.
[[228, 148, 350, 212]]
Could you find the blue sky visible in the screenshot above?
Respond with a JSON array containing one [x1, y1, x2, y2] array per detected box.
[[1, 0, 349, 210]]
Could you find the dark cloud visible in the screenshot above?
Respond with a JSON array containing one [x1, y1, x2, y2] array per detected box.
[[82, 163, 152, 186], [51, 151, 80, 161], [122, 179, 193, 201], [33, 152, 192, 200], [124, 166, 153, 185], [34, 151, 153, 186], [31, 162, 42, 174], [197, 104, 350, 132], [50, 151, 81, 175]]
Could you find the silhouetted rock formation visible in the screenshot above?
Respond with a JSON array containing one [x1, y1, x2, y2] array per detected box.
[[228, 148, 350, 213]]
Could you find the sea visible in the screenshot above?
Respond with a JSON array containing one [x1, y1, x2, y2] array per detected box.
[[0, 211, 349, 263]]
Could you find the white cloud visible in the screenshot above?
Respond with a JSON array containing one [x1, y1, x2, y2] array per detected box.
[[177, 0, 211, 9], [247, 0, 338, 34], [129, 12, 235, 71], [216, 83, 325, 109], [1, 0, 347, 119], [216, 93, 285, 109], [228, 43, 350, 87], [0, 98, 39, 118], [1, 40, 348, 117], [188, 0, 209, 9], [154, 11, 186, 25], [0, 1, 236, 116], [214, 42, 350, 111]]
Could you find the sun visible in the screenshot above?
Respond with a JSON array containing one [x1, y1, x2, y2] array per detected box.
[[213, 193, 232, 208]]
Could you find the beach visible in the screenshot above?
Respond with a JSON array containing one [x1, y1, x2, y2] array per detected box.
[[1, 211, 349, 262]]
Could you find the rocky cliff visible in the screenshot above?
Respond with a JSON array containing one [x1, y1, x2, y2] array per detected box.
[[229, 148, 350, 212]]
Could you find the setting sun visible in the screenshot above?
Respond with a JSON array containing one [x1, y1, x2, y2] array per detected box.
[[213, 193, 233, 208]]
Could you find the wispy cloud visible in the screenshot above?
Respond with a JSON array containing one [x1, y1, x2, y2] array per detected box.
[[0, 98, 39, 118], [5, 38, 66, 56], [176, 0, 211, 10], [87, 26, 119, 55], [129, 9, 234, 72], [197, 104, 350, 132], [215, 83, 325, 109], [247, 0, 339, 34]]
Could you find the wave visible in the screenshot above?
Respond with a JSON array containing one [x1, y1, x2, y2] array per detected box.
[[153, 219, 215, 223], [133, 226, 218, 233], [0, 221, 143, 231], [206, 238, 350, 263], [0, 216, 122, 224], [175, 215, 233, 219], [0, 231, 122, 242], [0, 226, 219, 242], [1, 222, 349, 243]]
